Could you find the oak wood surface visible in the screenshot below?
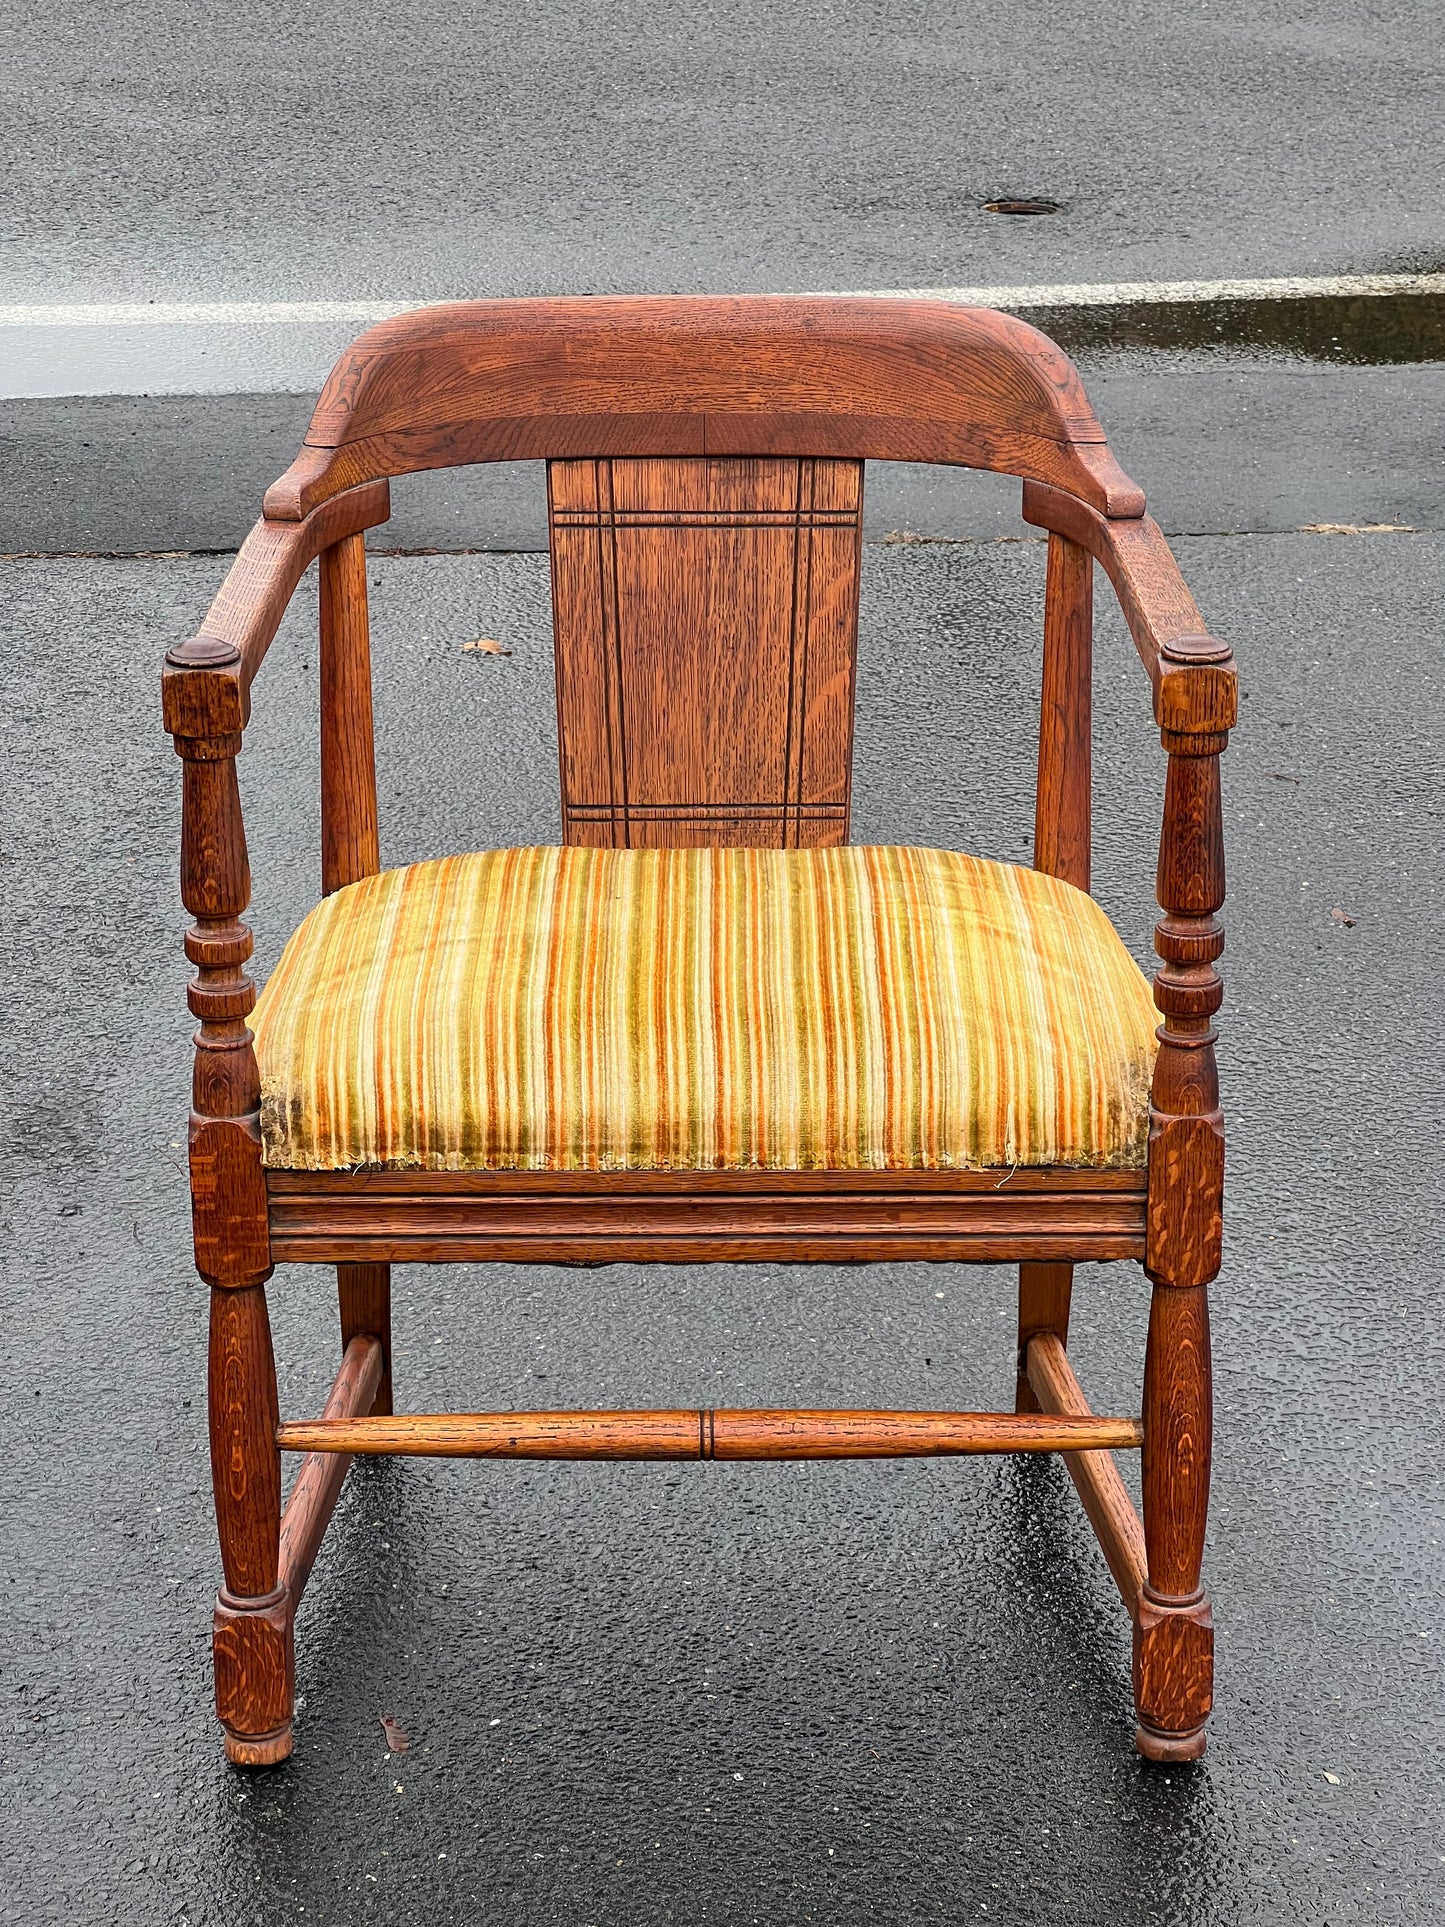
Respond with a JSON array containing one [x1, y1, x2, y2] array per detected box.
[[278, 1406, 1145, 1460], [208, 1281, 293, 1762], [1014, 1261, 1073, 1415], [1134, 1264, 1215, 1757], [178, 741, 271, 1288], [1021, 480, 1237, 737], [1033, 532, 1093, 890], [260, 297, 1145, 521], [549, 455, 860, 847], [1026, 1331, 1148, 1610], [163, 481, 391, 740], [318, 532, 381, 895], [277, 1334, 383, 1603], [338, 1262, 392, 1416], [265, 1166, 1148, 1267]]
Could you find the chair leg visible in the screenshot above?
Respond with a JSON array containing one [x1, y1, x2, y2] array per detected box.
[[209, 1280, 294, 1766], [1134, 1278, 1214, 1761], [1016, 1262, 1072, 1412], [339, 1263, 392, 1416]]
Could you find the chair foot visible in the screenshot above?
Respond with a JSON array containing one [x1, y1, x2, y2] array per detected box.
[[213, 1584, 294, 1768], [1134, 1719, 1207, 1763], [1132, 1586, 1213, 1759], [224, 1721, 295, 1768]]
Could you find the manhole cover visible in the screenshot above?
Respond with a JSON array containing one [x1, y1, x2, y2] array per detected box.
[[982, 197, 1060, 216]]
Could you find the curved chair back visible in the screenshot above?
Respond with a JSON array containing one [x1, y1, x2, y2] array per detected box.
[[264, 296, 1142, 519], [262, 297, 1144, 851]]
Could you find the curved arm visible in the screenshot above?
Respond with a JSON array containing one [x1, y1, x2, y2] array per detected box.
[[1024, 476, 1233, 1292], [161, 480, 390, 740], [1021, 480, 1236, 737]]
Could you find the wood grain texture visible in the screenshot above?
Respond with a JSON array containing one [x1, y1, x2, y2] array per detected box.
[[1140, 1284, 1212, 1601], [1021, 480, 1237, 737], [1033, 532, 1092, 890], [209, 1283, 283, 1598], [1025, 1331, 1147, 1610], [1147, 743, 1227, 1288], [163, 481, 391, 739], [178, 741, 271, 1288], [319, 532, 381, 895], [212, 1590, 293, 1767], [209, 1281, 294, 1761], [277, 1406, 1144, 1460], [266, 1166, 1148, 1266], [1134, 1280, 1214, 1756], [277, 1334, 383, 1604], [338, 1263, 392, 1416], [260, 297, 1144, 520], [1014, 1261, 1073, 1413], [549, 456, 860, 847]]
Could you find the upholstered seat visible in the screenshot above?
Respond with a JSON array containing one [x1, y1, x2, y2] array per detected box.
[[251, 844, 1159, 1175]]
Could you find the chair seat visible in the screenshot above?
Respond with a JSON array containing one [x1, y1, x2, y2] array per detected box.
[[251, 845, 1159, 1175]]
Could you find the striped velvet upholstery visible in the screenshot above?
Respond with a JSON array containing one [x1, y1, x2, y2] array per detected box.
[[251, 846, 1159, 1173]]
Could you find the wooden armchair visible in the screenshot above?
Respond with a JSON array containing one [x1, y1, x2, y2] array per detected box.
[[162, 296, 1235, 1768]]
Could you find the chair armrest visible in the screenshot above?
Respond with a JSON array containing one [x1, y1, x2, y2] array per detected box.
[[1022, 483, 1236, 1287], [1021, 480, 1236, 740], [162, 481, 390, 741]]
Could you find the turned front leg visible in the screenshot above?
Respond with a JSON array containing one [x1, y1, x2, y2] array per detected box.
[[173, 728, 293, 1763], [210, 1281, 293, 1764], [1136, 1279, 1213, 1758], [1135, 730, 1226, 1761]]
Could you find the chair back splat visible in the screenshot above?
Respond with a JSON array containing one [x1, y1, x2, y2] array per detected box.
[[549, 454, 861, 849]]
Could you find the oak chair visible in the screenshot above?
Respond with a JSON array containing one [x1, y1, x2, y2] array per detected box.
[[162, 296, 1235, 1768]]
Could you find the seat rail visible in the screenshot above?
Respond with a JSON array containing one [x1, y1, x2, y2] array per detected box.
[[266, 1166, 1148, 1266]]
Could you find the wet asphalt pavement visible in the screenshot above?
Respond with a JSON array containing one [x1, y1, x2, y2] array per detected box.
[[4, 519, 1443, 1923], [5, 1, 1442, 302]]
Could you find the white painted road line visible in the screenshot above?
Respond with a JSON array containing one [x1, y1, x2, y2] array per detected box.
[[2, 274, 1440, 401], [2, 272, 1443, 329]]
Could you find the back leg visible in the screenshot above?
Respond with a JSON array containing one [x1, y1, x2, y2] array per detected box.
[[339, 1263, 392, 1415], [1015, 1262, 1073, 1411]]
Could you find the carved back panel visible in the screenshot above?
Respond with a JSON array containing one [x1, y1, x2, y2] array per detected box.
[[547, 455, 863, 848]]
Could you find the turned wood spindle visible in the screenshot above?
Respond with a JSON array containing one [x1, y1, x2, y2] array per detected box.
[[176, 727, 292, 1763], [1135, 724, 1227, 1761]]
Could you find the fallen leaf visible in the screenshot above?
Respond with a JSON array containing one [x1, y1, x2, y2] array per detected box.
[[462, 637, 512, 656], [1329, 907, 1357, 928], [1322, 1770, 1341, 1785], [1300, 522, 1414, 536], [380, 1715, 410, 1753]]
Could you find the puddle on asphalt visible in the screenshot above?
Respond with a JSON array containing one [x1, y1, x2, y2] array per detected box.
[[1018, 290, 1445, 366]]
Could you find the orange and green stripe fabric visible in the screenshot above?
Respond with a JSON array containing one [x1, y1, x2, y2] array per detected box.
[[250, 845, 1160, 1173]]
